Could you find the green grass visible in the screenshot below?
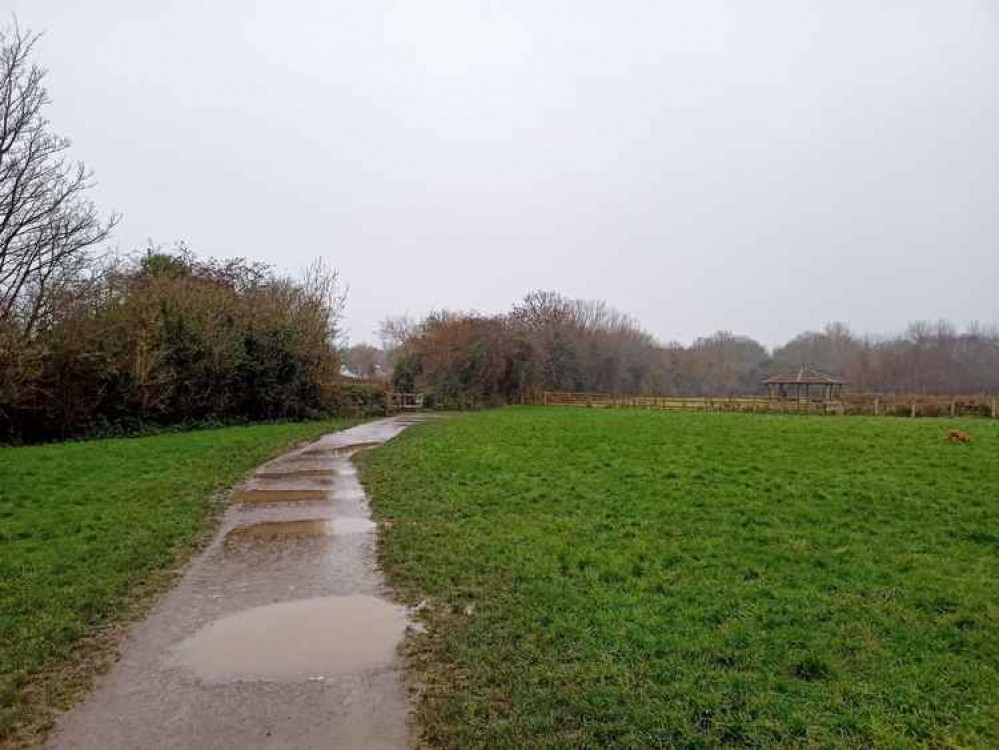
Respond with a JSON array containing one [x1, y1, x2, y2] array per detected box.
[[362, 407, 999, 749], [0, 419, 360, 745]]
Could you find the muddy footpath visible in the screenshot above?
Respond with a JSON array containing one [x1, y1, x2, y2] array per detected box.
[[46, 415, 428, 750]]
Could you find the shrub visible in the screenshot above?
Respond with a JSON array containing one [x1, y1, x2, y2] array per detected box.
[[0, 251, 350, 442]]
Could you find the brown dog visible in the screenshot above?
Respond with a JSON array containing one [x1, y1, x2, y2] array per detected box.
[[947, 429, 971, 444]]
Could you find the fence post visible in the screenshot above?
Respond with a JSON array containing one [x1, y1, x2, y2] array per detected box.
[[911, 402, 917, 418], [950, 399, 956, 418], [874, 397, 880, 417], [992, 399, 997, 419]]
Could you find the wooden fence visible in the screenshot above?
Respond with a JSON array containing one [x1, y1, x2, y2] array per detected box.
[[535, 391, 999, 418], [387, 392, 425, 412]]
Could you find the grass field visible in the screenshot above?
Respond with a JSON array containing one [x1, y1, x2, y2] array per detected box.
[[0, 419, 359, 745], [362, 407, 999, 749]]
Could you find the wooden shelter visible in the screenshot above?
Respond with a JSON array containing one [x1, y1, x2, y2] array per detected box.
[[763, 367, 845, 402]]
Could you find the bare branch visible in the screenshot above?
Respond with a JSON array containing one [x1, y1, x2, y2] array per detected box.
[[0, 22, 117, 338]]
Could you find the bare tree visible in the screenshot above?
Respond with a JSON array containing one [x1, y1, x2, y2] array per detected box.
[[298, 257, 347, 346], [0, 23, 118, 338], [378, 314, 416, 350], [509, 290, 573, 332], [342, 343, 385, 379]]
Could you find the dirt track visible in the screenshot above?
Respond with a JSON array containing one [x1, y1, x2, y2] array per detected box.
[[47, 416, 426, 750]]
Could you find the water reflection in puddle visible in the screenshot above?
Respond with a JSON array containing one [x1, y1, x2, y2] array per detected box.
[[251, 475, 336, 487], [233, 488, 329, 503], [255, 466, 336, 479], [300, 441, 383, 458], [332, 516, 377, 534], [168, 595, 407, 682], [225, 519, 333, 545], [224, 517, 375, 546]]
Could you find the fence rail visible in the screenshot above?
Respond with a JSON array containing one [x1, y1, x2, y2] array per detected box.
[[387, 392, 425, 411], [535, 391, 998, 418]]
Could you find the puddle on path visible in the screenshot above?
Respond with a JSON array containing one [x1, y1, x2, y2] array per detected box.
[[233, 488, 329, 503], [332, 488, 367, 503], [251, 474, 336, 486], [224, 517, 376, 546], [167, 595, 407, 682], [224, 519, 334, 545], [300, 441, 383, 458], [331, 516, 377, 534], [255, 466, 336, 479]]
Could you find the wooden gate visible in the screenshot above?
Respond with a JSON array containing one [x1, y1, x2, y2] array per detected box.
[[387, 392, 425, 412]]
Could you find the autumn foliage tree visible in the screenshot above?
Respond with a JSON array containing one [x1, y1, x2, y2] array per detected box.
[[1, 247, 350, 441]]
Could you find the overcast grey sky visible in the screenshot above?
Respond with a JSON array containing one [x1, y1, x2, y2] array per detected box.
[[10, 1, 998, 346]]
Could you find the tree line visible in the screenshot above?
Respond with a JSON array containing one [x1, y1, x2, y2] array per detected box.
[[4, 22, 996, 437], [381, 292, 999, 407]]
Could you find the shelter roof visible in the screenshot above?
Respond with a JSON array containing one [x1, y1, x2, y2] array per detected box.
[[762, 367, 845, 385]]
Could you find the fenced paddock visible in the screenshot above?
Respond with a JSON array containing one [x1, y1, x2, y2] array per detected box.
[[535, 391, 999, 418]]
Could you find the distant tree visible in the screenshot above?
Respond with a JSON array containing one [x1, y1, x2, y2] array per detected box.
[[509, 290, 573, 332], [684, 331, 769, 395], [139, 249, 191, 279], [770, 322, 859, 378], [378, 314, 415, 350], [0, 24, 118, 339], [342, 343, 384, 379], [378, 314, 416, 376], [385, 297, 999, 404]]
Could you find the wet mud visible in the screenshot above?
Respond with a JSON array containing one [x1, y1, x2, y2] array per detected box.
[[47, 415, 429, 750]]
